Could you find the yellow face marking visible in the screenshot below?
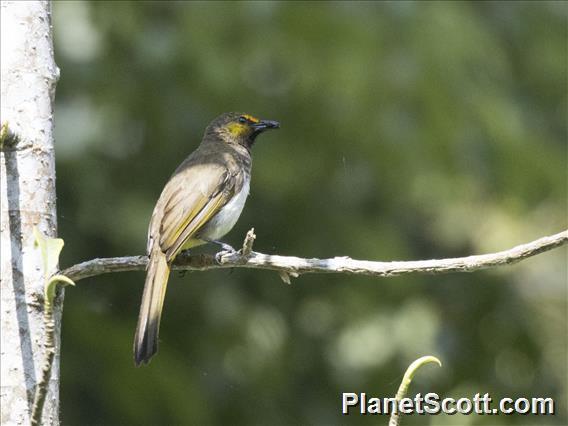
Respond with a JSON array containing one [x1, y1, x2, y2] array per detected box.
[[242, 114, 260, 123], [227, 122, 248, 136], [225, 114, 261, 137]]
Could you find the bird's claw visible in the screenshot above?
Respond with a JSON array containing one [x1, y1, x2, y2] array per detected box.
[[215, 248, 237, 264], [203, 238, 238, 263]]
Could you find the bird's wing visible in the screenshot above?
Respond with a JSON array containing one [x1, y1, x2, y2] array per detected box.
[[156, 164, 237, 262]]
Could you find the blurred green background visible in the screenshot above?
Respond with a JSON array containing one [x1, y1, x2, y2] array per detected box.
[[52, 1, 566, 425]]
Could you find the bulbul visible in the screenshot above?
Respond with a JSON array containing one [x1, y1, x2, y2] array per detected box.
[[134, 112, 279, 366]]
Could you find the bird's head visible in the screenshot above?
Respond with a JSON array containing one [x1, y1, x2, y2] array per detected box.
[[206, 112, 280, 148]]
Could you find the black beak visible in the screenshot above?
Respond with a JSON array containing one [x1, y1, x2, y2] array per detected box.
[[252, 120, 280, 132], [248, 119, 279, 146]]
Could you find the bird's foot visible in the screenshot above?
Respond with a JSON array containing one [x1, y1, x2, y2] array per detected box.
[[203, 238, 238, 263], [215, 246, 238, 264]]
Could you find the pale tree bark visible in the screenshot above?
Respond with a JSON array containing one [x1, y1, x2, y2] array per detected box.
[[1, 1, 60, 425]]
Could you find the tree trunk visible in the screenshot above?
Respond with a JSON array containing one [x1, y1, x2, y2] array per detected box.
[[1, 1, 60, 424]]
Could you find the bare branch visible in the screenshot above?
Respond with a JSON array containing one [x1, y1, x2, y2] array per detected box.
[[241, 227, 256, 257], [59, 230, 567, 283]]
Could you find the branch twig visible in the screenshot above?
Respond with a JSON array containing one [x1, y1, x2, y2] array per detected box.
[[59, 230, 567, 283]]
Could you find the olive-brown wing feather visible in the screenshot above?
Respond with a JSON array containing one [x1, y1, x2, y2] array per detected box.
[[157, 165, 235, 261]]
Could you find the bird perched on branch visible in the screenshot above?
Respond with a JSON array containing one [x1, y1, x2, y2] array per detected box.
[[134, 112, 279, 366]]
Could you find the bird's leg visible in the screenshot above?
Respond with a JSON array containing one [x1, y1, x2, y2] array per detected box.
[[202, 238, 238, 263], [205, 239, 236, 253]]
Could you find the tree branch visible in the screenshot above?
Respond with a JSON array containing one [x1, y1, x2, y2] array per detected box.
[[60, 230, 567, 283]]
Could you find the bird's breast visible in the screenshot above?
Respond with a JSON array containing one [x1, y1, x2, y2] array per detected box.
[[198, 177, 250, 241]]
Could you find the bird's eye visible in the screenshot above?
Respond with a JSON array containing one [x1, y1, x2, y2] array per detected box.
[[238, 116, 247, 124]]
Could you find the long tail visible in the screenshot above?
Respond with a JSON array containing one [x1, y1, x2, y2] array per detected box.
[[134, 250, 171, 366]]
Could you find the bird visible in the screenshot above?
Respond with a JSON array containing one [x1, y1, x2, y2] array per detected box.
[[134, 112, 279, 366]]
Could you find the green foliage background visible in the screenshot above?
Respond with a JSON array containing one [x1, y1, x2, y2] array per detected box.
[[52, 2, 566, 425]]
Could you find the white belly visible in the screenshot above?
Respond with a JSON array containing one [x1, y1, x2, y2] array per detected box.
[[199, 179, 250, 240]]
